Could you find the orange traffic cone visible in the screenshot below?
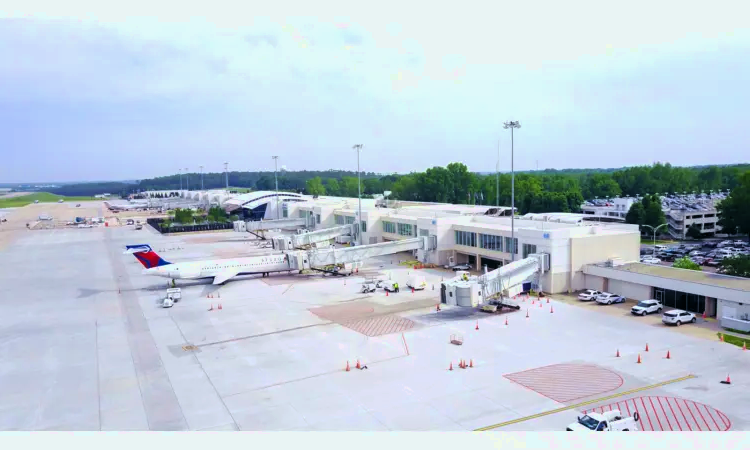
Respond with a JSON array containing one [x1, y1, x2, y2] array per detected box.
[[721, 374, 731, 385], [449, 362, 453, 371], [526, 309, 529, 318], [616, 349, 620, 357], [505, 316, 509, 326], [475, 321, 479, 330], [743, 342, 747, 351], [547, 297, 550, 304], [532, 300, 535, 305], [208, 304, 214, 311], [720, 334, 725, 342], [412, 288, 414, 294], [539, 301, 542, 308], [702, 311, 706, 319], [345, 361, 350, 372], [436, 304, 440, 311], [666, 350, 671, 359], [645, 343, 649, 352], [469, 359, 474, 368], [637, 354, 642, 364], [550, 305, 554, 313], [218, 303, 222, 310], [386, 290, 389, 297], [356, 360, 361, 369]]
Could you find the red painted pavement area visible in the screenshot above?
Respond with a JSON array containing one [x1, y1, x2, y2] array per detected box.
[[583, 396, 731, 431], [503, 363, 624, 403]]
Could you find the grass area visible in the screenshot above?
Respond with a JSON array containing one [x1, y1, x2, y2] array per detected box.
[[724, 327, 750, 336], [0, 192, 102, 208], [640, 238, 678, 245], [719, 332, 749, 348], [228, 187, 252, 193]]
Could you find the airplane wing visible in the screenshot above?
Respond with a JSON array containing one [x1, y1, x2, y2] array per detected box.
[[212, 270, 239, 285]]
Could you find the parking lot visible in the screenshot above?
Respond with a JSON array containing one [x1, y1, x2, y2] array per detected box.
[[1, 225, 749, 431]]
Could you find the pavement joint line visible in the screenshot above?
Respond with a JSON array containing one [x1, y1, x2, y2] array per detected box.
[[474, 374, 696, 431]]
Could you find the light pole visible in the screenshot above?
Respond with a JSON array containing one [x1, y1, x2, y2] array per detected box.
[[179, 168, 182, 191], [353, 144, 364, 246], [185, 168, 189, 191], [642, 223, 668, 255], [272, 156, 279, 220], [496, 139, 500, 207], [199, 165, 204, 190], [503, 120, 521, 261]]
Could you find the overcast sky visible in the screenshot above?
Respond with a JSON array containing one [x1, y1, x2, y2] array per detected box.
[[1, 1, 749, 183]]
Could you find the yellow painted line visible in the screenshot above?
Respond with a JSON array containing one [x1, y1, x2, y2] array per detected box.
[[474, 374, 696, 431]]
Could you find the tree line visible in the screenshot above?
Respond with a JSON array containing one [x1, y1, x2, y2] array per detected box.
[[48, 162, 749, 216]]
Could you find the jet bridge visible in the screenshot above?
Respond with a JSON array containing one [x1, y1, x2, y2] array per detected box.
[[441, 253, 548, 308], [285, 236, 434, 271], [271, 224, 357, 250]]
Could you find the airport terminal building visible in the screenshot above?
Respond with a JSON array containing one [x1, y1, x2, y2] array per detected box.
[[175, 189, 750, 331]]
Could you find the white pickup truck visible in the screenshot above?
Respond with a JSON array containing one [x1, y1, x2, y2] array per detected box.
[[566, 410, 639, 431]]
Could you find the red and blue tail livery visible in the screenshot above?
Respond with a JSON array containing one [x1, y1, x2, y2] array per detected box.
[[124, 244, 172, 269]]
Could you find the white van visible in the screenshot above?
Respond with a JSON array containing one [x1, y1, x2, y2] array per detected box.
[[382, 280, 400, 293], [654, 245, 668, 251], [407, 275, 427, 290]]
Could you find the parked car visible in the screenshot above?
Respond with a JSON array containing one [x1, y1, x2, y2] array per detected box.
[[360, 283, 377, 293], [451, 263, 472, 271], [578, 289, 601, 301], [641, 257, 661, 265], [596, 292, 625, 305], [631, 299, 663, 316], [662, 309, 696, 326]]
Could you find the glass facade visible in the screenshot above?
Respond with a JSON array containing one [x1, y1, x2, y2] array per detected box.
[[398, 223, 413, 236], [455, 230, 476, 247], [383, 221, 396, 233], [335, 214, 345, 225], [505, 237, 518, 254], [653, 288, 705, 314], [479, 233, 503, 251], [523, 243, 537, 258]]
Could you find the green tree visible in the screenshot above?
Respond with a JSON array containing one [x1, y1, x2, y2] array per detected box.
[[719, 255, 750, 278], [625, 202, 646, 227], [673, 257, 701, 271], [305, 177, 326, 196], [325, 178, 341, 196], [686, 224, 703, 240], [173, 208, 194, 224], [207, 206, 228, 223], [717, 172, 750, 238], [641, 194, 666, 229]]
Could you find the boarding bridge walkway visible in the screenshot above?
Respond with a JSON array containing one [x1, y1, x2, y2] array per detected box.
[[441, 253, 548, 308], [273, 224, 356, 250], [243, 218, 308, 232], [479, 255, 545, 299], [287, 236, 434, 270]]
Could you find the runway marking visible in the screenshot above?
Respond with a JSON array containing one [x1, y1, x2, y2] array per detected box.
[[474, 374, 696, 431]]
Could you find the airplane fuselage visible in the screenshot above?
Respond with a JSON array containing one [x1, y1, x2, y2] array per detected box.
[[143, 254, 290, 280]]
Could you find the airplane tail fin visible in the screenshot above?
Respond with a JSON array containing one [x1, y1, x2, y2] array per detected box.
[[124, 244, 172, 269]]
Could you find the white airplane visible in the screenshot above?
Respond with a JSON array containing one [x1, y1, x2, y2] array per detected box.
[[125, 244, 296, 285]]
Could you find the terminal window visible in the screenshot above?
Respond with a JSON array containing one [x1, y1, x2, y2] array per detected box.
[[398, 223, 413, 236], [479, 233, 503, 251], [335, 215, 345, 225], [523, 243, 537, 258], [383, 221, 396, 233], [455, 230, 476, 247], [505, 237, 518, 254]]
